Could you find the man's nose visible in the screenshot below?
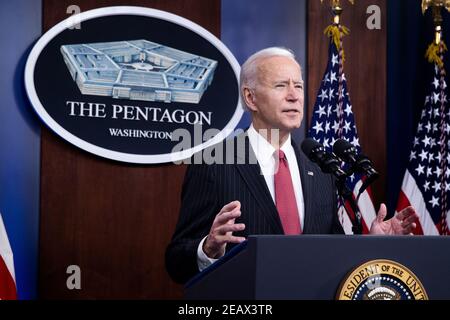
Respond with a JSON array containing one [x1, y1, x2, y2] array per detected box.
[[286, 83, 300, 100]]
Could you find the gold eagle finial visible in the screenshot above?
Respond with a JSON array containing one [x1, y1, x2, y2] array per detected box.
[[422, 0, 450, 67], [422, 0, 450, 14], [320, 0, 354, 25], [320, 0, 355, 7]]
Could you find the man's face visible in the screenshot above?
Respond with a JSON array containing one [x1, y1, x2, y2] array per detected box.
[[246, 56, 304, 135]]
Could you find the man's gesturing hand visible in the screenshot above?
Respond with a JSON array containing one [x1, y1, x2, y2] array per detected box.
[[203, 201, 246, 259], [370, 204, 418, 235]]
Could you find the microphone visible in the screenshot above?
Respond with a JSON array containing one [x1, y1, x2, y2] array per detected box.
[[301, 138, 346, 179], [302, 138, 363, 234], [333, 139, 379, 180]]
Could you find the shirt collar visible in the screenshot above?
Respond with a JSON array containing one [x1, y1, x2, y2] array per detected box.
[[248, 125, 293, 165]]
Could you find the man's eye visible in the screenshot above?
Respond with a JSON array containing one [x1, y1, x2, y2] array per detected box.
[[275, 84, 286, 88]]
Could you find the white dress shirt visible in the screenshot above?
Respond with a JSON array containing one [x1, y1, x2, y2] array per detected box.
[[197, 125, 305, 271]]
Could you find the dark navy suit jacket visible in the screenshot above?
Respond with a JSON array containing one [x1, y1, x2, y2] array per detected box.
[[165, 133, 344, 284]]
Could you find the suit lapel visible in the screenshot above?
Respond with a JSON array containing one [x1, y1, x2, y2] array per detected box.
[[235, 134, 284, 234], [292, 140, 315, 233]]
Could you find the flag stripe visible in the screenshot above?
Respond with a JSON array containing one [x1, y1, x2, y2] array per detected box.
[[399, 170, 439, 235], [397, 189, 425, 235], [0, 256, 16, 300], [0, 213, 16, 299], [338, 206, 354, 234], [354, 185, 375, 232], [0, 214, 15, 281]]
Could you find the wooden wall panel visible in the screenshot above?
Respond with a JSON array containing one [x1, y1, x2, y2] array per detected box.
[[40, 0, 220, 299], [308, 0, 387, 207]]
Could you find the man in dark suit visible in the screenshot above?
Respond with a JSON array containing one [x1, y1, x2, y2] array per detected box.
[[165, 47, 418, 284]]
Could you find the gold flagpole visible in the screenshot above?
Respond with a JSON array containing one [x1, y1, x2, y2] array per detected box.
[[320, 0, 354, 55], [320, 0, 354, 25], [423, 0, 450, 67]]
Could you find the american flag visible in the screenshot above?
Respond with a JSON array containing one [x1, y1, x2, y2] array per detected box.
[[308, 37, 376, 234], [396, 42, 450, 235], [0, 212, 16, 299]]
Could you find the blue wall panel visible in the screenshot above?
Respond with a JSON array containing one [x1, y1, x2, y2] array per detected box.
[[0, 0, 42, 299], [221, 0, 307, 141]]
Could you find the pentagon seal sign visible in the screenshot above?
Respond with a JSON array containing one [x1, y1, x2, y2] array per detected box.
[[60, 40, 218, 104], [25, 6, 242, 164], [336, 260, 428, 300]]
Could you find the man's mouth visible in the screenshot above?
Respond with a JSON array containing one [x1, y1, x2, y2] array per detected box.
[[282, 109, 300, 114]]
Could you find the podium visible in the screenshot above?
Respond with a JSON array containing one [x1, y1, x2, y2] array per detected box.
[[185, 235, 450, 300]]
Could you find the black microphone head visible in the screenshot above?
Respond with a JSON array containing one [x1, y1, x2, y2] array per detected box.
[[333, 139, 357, 161], [301, 138, 346, 178], [333, 139, 379, 181], [301, 138, 323, 159]]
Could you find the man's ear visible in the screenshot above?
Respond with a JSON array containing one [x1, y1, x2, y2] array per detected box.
[[243, 87, 257, 112]]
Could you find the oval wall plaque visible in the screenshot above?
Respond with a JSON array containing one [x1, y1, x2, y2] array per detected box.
[[25, 6, 243, 164]]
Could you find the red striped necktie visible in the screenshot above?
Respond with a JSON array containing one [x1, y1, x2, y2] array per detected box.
[[274, 150, 302, 235]]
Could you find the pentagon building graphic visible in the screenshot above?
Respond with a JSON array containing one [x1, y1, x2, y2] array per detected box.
[[60, 40, 218, 104]]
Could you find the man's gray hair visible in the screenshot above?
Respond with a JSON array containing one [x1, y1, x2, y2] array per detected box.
[[240, 47, 298, 111]]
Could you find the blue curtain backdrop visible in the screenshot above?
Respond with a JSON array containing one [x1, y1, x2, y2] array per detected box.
[[387, 1, 450, 213], [0, 0, 42, 299], [221, 0, 307, 142]]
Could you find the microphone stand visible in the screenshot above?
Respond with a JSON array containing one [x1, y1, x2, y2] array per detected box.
[[335, 176, 363, 235]]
